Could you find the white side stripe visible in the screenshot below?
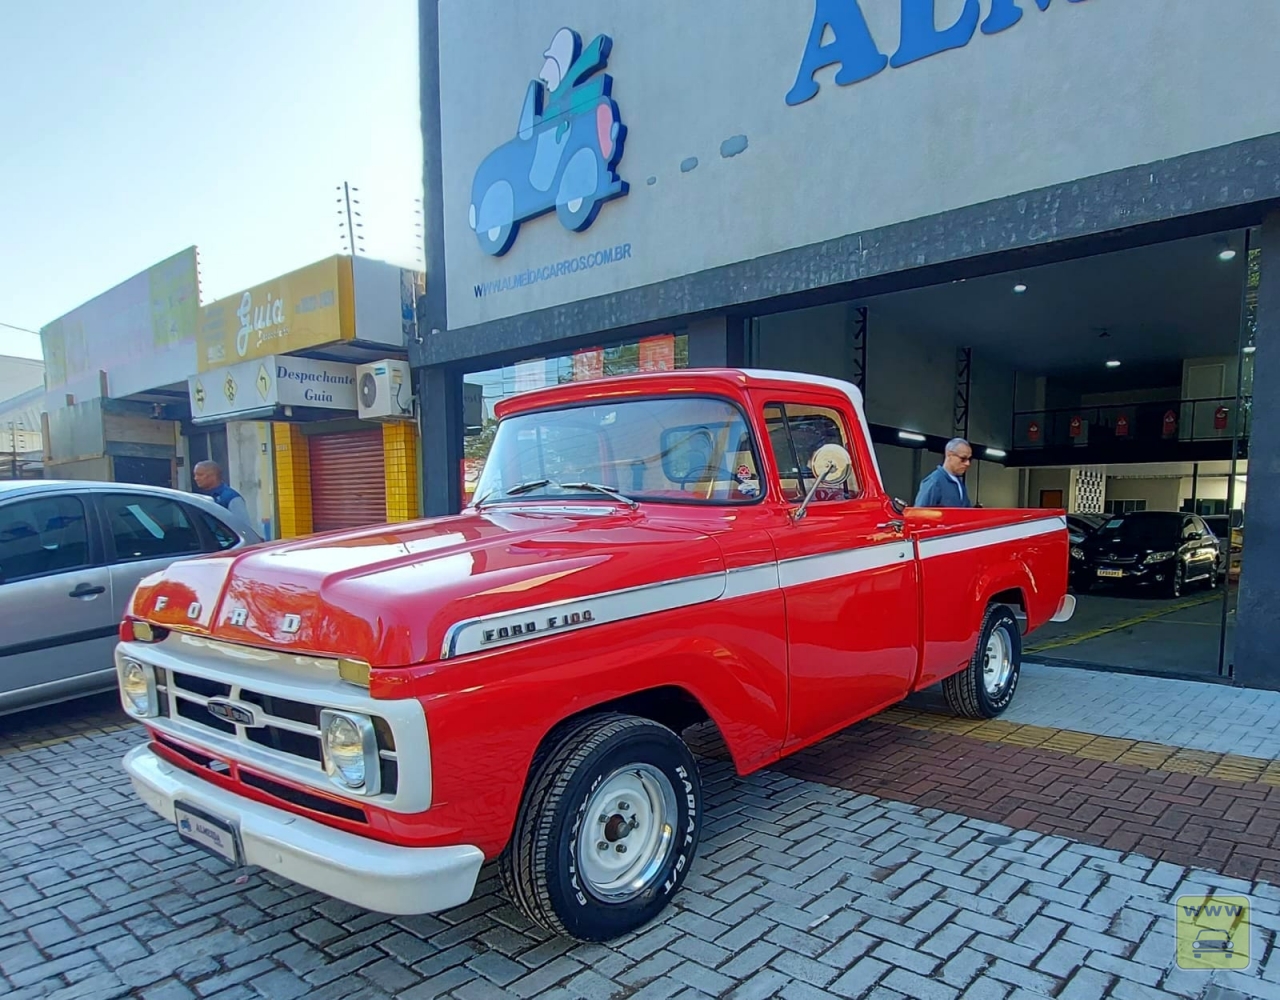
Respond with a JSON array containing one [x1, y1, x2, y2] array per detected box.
[[777, 541, 913, 590], [916, 517, 1066, 560]]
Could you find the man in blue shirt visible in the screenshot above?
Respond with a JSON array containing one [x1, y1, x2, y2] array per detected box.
[[193, 461, 254, 532], [915, 438, 975, 507]]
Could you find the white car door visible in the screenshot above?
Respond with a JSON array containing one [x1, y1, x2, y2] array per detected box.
[[0, 492, 116, 713]]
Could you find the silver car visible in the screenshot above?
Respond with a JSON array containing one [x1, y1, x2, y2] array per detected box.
[[0, 480, 261, 715]]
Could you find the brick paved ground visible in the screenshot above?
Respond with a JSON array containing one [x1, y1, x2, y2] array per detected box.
[[4, 692, 1280, 999]]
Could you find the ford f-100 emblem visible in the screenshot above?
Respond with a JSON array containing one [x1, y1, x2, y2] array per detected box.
[[228, 607, 248, 627], [280, 614, 301, 634], [206, 699, 258, 727], [482, 608, 595, 645]]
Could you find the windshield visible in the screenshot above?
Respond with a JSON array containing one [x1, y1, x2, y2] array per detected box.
[[473, 396, 762, 506], [1095, 513, 1182, 547]]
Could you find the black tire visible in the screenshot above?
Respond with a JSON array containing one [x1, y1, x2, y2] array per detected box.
[[499, 713, 701, 942], [943, 604, 1022, 719], [1167, 561, 1185, 599]]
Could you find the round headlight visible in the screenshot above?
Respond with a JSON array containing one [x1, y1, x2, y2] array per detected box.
[[121, 660, 151, 715], [1070, 545, 1084, 561], [324, 714, 367, 788]]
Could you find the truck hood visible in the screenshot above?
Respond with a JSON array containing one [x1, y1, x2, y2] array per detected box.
[[129, 508, 727, 668]]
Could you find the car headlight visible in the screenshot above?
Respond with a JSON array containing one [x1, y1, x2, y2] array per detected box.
[[320, 710, 381, 795], [1070, 546, 1084, 561], [1144, 551, 1175, 566], [120, 659, 157, 718]]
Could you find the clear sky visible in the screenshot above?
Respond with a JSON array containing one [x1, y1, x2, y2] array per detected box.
[[0, 0, 422, 362]]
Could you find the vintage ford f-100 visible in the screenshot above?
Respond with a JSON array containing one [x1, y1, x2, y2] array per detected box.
[[116, 369, 1073, 940]]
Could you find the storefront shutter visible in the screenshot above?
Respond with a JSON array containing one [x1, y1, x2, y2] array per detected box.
[[308, 430, 386, 532]]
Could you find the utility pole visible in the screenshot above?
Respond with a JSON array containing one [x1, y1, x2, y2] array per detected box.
[[336, 183, 365, 255], [9, 421, 18, 479]]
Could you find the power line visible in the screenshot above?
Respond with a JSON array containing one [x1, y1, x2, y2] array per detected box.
[[0, 321, 40, 335]]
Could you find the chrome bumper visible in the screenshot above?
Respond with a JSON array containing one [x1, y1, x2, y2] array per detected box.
[[124, 745, 483, 915]]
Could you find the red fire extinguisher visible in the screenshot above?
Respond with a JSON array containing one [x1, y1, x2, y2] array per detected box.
[[1214, 406, 1229, 431], [1028, 421, 1041, 443], [1069, 415, 1082, 439], [1116, 415, 1130, 438], [1162, 410, 1177, 439]]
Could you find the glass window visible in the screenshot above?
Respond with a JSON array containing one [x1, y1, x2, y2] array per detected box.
[[102, 494, 203, 562], [764, 403, 859, 503], [0, 495, 91, 582], [473, 395, 760, 505], [197, 510, 240, 551], [463, 334, 690, 503]]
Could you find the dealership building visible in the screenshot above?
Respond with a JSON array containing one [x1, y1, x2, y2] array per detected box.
[[413, 0, 1280, 687]]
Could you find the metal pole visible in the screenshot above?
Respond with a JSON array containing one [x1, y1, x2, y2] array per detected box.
[[1190, 462, 1199, 513], [344, 182, 356, 256], [1218, 228, 1254, 679]]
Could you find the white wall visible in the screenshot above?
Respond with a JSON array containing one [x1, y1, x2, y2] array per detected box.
[[0, 357, 44, 401], [227, 422, 276, 540], [442, 0, 1280, 329], [974, 460, 1020, 508], [1029, 468, 1070, 507], [1106, 477, 1182, 511]]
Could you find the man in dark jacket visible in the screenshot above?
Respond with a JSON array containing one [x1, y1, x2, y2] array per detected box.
[[915, 438, 975, 507], [193, 461, 253, 531]]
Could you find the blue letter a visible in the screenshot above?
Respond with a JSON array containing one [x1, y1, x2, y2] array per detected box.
[[786, 0, 888, 107]]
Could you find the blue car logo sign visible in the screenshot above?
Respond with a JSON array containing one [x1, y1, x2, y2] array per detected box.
[[470, 27, 628, 257]]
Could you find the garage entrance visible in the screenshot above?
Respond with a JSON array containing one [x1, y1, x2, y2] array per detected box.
[[750, 227, 1259, 680]]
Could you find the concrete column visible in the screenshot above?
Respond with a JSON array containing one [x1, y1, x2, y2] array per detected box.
[[271, 423, 312, 539], [1233, 215, 1279, 688], [383, 421, 421, 523], [420, 366, 463, 517], [686, 316, 746, 369]]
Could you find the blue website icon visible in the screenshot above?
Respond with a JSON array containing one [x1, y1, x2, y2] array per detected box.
[[469, 28, 628, 257]]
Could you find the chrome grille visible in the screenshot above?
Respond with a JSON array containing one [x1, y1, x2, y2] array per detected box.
[[157, 670, 398, 793]]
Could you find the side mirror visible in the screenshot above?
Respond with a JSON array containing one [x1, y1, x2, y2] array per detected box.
[[791, 444, 852, 522]]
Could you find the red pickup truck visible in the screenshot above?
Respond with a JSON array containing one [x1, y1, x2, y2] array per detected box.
[[115, 369, 1073, 941]]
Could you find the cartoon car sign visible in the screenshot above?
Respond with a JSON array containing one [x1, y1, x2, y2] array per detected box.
[[469, 27, 628, 256]]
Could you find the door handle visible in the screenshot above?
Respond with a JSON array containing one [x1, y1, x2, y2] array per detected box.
[[877, 520, 905, 533], [69, 583, 106, 598]]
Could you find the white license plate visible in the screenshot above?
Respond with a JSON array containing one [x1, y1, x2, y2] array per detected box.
[[1097, 568, 1125, 579], [175, 802, 241, 864]]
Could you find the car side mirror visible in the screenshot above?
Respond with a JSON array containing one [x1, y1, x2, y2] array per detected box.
[[791, 444, 852, 522]]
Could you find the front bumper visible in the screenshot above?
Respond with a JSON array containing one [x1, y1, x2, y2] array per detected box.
[[124, 745, 484, 915]]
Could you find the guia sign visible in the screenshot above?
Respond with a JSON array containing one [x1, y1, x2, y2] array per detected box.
[[788, 0, 1090, 106]]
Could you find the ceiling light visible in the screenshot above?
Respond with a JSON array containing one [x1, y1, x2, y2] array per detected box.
[[1105, 360, 1122, 369], [1013, 283, 1028, 294], [1219, 248, 1237, 262], [1243, 345, 1257, 355], [986, 448, 1007, 459], [898, 431, 926, 443]]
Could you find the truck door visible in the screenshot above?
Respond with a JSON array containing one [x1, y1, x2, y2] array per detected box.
[[760, 400, 919, 748]]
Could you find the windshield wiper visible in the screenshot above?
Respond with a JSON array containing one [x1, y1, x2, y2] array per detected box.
[[560, 482, 639, 509], [505, 479, 553, 496]]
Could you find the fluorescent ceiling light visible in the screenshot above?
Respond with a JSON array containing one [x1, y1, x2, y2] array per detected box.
[[1013, 283, 1028, 294], [986, 448, 1008, 459], [1105, 360, 1122, 368], [899, 431, 926, 443]]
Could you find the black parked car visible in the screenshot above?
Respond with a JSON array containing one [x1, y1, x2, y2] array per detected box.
[[1066, 513, 1106, 589], [1074, 511, 1224, 598]]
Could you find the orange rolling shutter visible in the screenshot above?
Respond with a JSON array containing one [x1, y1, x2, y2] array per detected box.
[[308, 430, 386, 532]]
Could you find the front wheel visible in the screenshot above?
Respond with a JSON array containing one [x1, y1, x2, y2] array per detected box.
[[499, 714, 701, 941], [1167, 561, 1185, 599], [944, 604, 1022, 719]]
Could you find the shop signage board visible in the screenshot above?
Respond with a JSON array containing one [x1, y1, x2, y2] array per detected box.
[[197, 257, 355, 373], [40, 247, 199, 400], [441, 0, 1280, 331], [188, 354, 358, 422]]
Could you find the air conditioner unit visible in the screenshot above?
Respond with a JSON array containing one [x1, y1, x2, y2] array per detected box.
[[356, 359, 413, 421]]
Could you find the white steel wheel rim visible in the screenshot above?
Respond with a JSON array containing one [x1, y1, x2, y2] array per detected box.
[[983, 626, 1014, 697], [578, 764, 677, 902]]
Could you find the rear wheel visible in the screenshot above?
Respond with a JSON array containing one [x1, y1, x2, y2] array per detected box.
[[944, 604, 1021, 719], [499, 714, 701, 941]]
